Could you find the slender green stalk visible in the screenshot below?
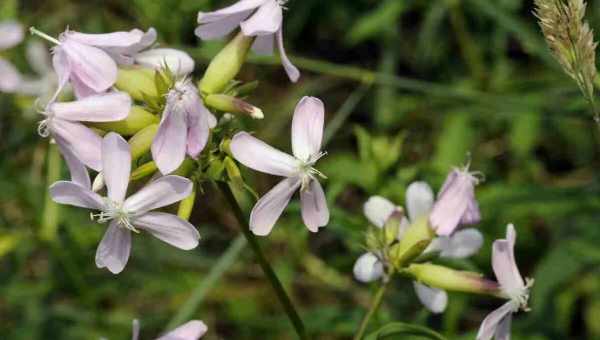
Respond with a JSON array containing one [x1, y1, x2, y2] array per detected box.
[[40, 144, 61, 241], [323, 84, 371, 145], [217, 182, 308, 339], [353, 271, 395, 340]]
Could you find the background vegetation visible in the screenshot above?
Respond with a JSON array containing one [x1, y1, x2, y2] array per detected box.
[[1, 0, 599, 339]]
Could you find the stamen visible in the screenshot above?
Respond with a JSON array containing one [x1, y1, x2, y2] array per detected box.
[[29, 27, 61, 45], [89, 199, 140, 233]]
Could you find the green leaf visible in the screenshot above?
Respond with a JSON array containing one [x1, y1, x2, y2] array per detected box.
[[365, 322, 448, 340]]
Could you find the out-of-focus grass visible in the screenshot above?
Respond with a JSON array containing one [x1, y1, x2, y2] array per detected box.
[[1, 0, 600, 339]]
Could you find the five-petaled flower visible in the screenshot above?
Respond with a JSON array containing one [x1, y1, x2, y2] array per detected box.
[[195, 0, 300, 82], [353, 182, 484, 313], [230, 96, 329, 235], [50, 132, 200, 274], [477, 224, 533, 340]]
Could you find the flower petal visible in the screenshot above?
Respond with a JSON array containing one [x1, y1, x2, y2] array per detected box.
[[51, 49, 72, 99], [66, 29, 150, 48], [363, 196, 397, 228], [353, 252, 384, 283], [405, 181, 434, 221], [131, 319, 140, 340], [492, 224, 525, 294], [134, 212, 199, 250], [291, 96, 324, 161], [59, 38, 118, 92], [494, 314, 512, 340], [135, 48, 195, 76], [252, 33, 274, 55], [195, 10, 252, 40], [56, 139, 91, 189], [102, 133, 131, 203], [49, 92, 131, 122], [249, 177, 301, 236], [300, 179, 329, 232], [230, 132, 299, 177], [95, 221, 131, 274], [413, 282, 448, 314], [240, 0, 282, 36], [49, 180, 104, 209], [440, 228, 483, 258], [476, 302, 514, 340], [0, 58, 21, 92], [0, 20, 23, 49], [197, 0, 266, 23], [124, 176, 193, 213], [186, 102, 210, 158], [276, 29, 300, 82], [51, 120, 103, 171], [429, 172, 475, 236], [151, 105, 188, 175], [157, 320, 208, 340]]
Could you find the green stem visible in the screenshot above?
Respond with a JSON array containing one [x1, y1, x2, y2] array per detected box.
[[353, 271, 394, 340], [217, 182, 308, 339]]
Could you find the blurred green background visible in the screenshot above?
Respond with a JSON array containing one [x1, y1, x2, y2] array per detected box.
[[1, 0, 600, 339]]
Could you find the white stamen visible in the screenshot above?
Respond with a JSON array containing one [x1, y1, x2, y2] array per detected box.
[[90, 199, 139, 233]]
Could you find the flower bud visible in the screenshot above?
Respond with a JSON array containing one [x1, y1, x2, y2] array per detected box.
[[383, 211, 402, 245], [129, 124, 158, 161], [91, 106, 159, 136], [405, 263, 501, 296], [204, 94, 263, 119], [206, 158, 225, 180], [199, 32, 254, 95], [134, 48, 195, 77], [131, 161, 158, 181], [219, 139, 232, 156], [224, 156, 244, 190], [115, 67, 157, 101], [177, 188, 196, 221], [92, 172, 105, 192], [173, 159, 195, 177], [390, 216, 435, 268]]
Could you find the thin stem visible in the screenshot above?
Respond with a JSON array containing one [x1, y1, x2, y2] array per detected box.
[[217, 182, 308, 339], [29, 27, 60, 45], [353, 271, 394, 340]]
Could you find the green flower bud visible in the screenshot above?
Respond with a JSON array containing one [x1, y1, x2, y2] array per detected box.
[[405, 263, 501, 296], [115, 67, 158, 101], [129, 124, 158, 161], [205, 94, 263, 119], [224, 156, 244, 190], [173, 159, 195, 177], [91, 106, 159, 136], [177, 189, 196, 221], [199, 33, 254, 95], [206, 158, 226, 181], [390, 216, 435, 268], [220, 139, 232, 156], [131, 161, 158, 181], [383, 211, 403, 245]]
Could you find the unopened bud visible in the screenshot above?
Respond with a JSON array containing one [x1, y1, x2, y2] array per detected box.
[[206, 158, 225, 180], [219, 139, 232, 156], [199, 32, 254, 95], [390, 216, 435, 268], [177, 188, 196, 221], [92, 172, 105, 192], [91, 106, 159, 136], [129, 124, 158, 161], [405, 263, 501, 296], [131, 161, 158, 181], [383, 211, 403, 245], [224, 156, 244, 190], [173, 159, 195, 177], [205, 94, 263, 119], [115, 67, 157, 101]]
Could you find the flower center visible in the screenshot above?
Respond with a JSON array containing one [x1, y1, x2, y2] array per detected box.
[[90, 199, 139, 233], [507, 277, 534, 312], [297, 151, 327, 191]]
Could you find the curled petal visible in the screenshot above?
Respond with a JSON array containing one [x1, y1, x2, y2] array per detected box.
[[353, 252, 384, 283], [230, 132, 299, 177], [429, 170, 478, 236], [157, 320, 208, 340], [250, 177, 301, 236], [240, 0, 282, 36], [195, 10, 252, 40], [49, 181, 104, 209], [300, 180, 329, 232], [95, 221, 131, 274], [124, 176, 192, 213], [59, 38, 118, 92], [135, 212, 200, 250], [291, 96, 324, 161], [135, 48, 195, 76], [276, 29, 300, 82], [494, 313, 512, 340], [405, 181, 434, 221], [476, 302, 514, 340], [102, 133, 131, 203], [413, 282, 448, 314], [492, 224, 525, 294], [66, 29, 152, 48], [152, 106, 188, 174], [51, 49, 71, 99], [440, 228, 483, 258], [363, 195, 397, 228], [0, 58, 22, 92], [49, 92, 131, 122], [0, 21, 24, 49], [52, 120, 103, 171]]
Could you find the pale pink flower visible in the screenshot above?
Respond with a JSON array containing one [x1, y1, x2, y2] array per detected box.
[[230, 96, 328, 235], [429, 166, 482, 236], [476, 224, 533, 340], [195, 0, 300, 82], [131, 319, 207, 340], [151, 79, 216, 175], [353, 182, 483, 314], [38, 92, 131, 171], [0, 20, 24, 92], [50, 133, 200, 274]]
